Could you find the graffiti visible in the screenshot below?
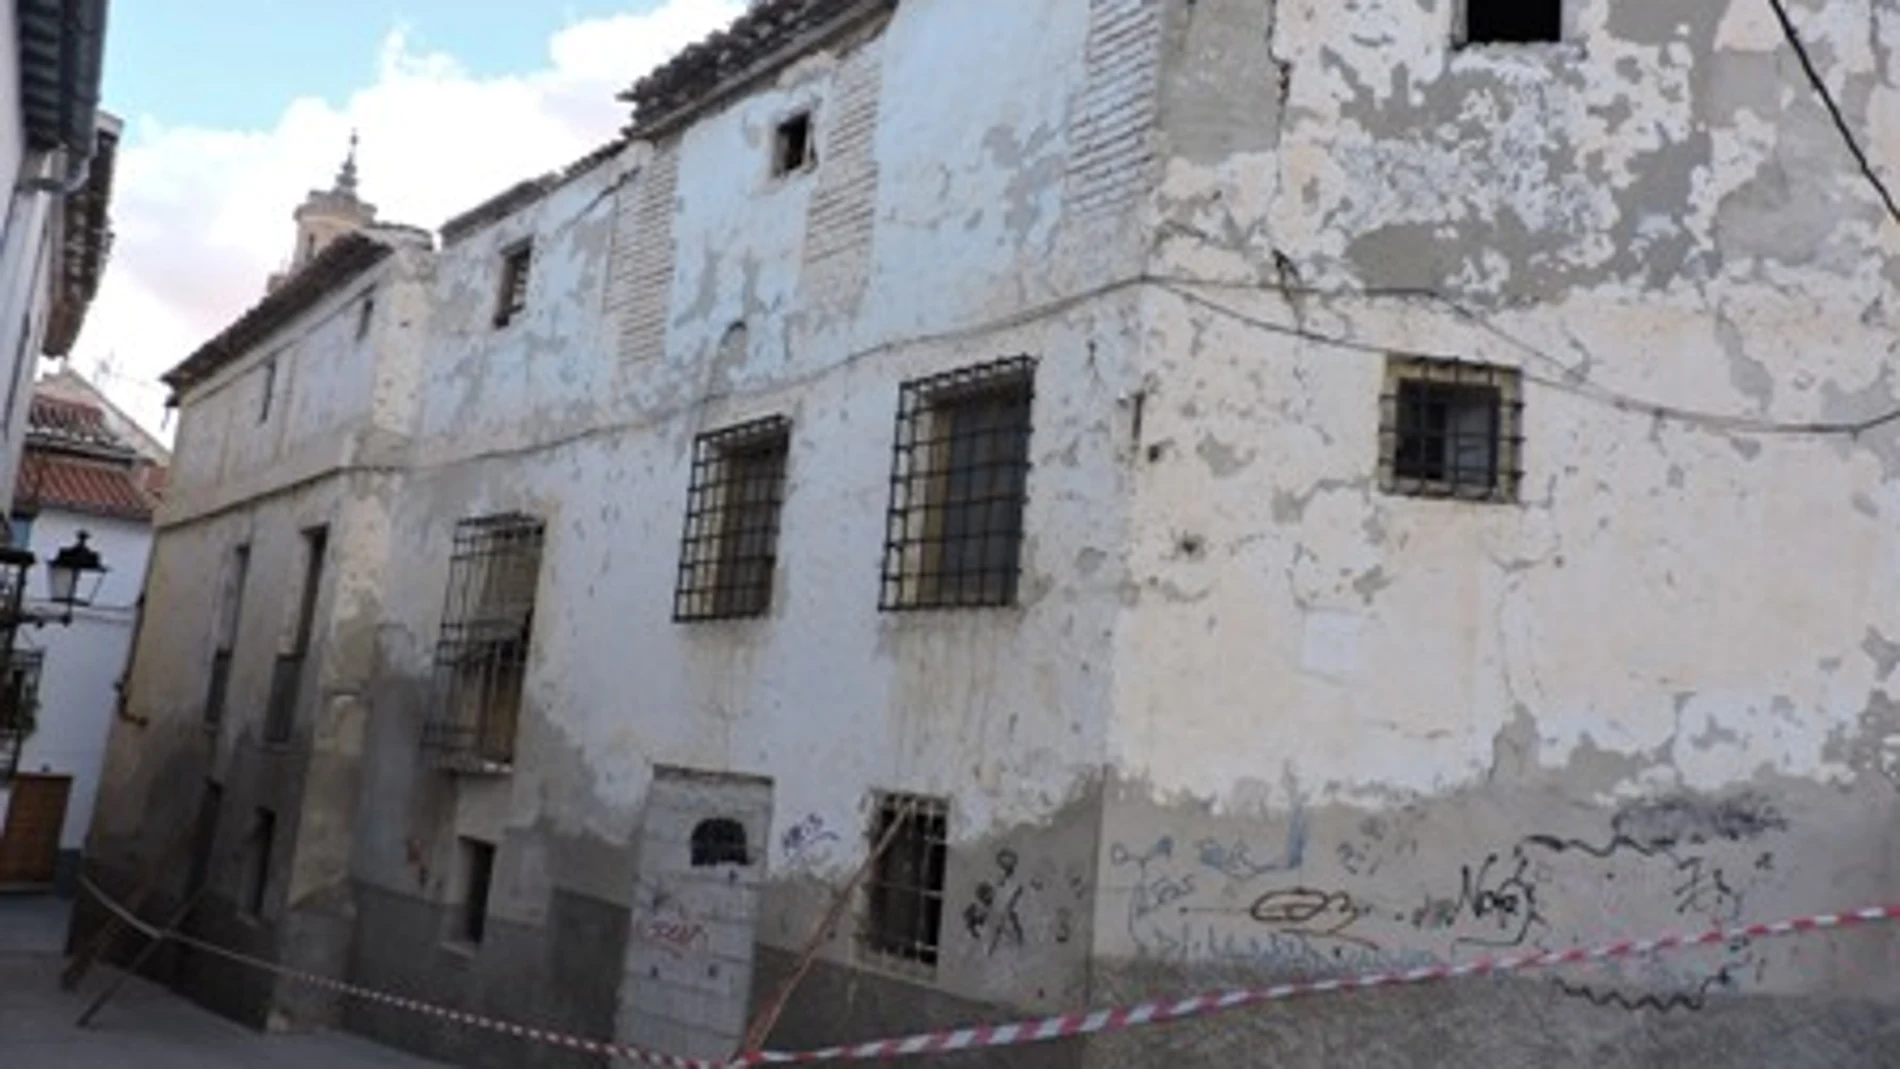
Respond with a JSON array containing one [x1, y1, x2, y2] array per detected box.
[[1110, 835, 1199, 930], [1246, 887, 1376, 948], [636, 918, 708, 958], [779, 813, 839, 864], [1415, 851, 1544, 949], [1336, 809, 1424, 878], [1555, 957, 1745, 1014], [963, 848, 1028, 955], [1670, 855, 1744, 923], [1195, 806, 1308, 880], [960, 846, 1088, 956]]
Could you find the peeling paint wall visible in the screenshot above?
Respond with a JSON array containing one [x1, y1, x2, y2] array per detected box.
[[1095, 0, 1900, 1058]]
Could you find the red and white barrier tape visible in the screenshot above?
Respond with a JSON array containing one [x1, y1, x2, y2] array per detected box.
[[76, 876, 1899, 1067]]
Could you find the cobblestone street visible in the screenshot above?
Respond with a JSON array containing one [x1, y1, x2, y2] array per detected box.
[[0, 895, 445, 1068]]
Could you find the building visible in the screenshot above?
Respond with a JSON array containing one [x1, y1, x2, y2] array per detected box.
[[84, 2, 1900, 1067], [0, 368, 165, 890], [0, 1, 116, 513]]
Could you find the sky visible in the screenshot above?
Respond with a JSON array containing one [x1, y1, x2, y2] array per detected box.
[[68, 0, 747, 440]]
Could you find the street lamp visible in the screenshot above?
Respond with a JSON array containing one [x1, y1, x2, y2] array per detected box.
[[43, 531, 107, 624]]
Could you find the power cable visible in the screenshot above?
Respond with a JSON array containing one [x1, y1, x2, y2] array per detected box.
[[1153, 279, 1900, 438], [1765, 0, 1900, 228]]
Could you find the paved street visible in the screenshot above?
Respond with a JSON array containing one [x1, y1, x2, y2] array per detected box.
[[0, 894, 448, 1068]]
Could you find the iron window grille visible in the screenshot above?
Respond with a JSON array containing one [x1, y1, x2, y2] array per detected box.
[[494, 242, 532, 328], [422, 514, 546, 773], [0, 649, 43, 784], [1379, 356, 1523, 503], [861, 792, 948, 971], [880, 357, 1037, 611], [674, 416, 792, 621]]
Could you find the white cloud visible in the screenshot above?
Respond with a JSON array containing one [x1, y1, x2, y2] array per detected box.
[[68, 0, 745, 439]]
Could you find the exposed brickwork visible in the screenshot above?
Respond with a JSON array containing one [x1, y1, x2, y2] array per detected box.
[[797, 36, 885, 325], [1064, 0, 1163, 219], [613, 143, 682, 366]]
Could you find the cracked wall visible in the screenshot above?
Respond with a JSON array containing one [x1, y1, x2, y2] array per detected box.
[[1096, 0, 1900, 1061]]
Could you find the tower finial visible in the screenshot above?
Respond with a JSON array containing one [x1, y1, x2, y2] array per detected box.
[[335, 129, 359, 196]]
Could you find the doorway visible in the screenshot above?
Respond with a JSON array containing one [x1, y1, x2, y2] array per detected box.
[[0, 773, 72, 888], [618, 767, 772, 1063]]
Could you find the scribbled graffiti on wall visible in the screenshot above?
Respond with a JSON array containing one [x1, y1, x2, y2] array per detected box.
[[1106, 792, 1792, 1009], [779, 813, 840, 867], [959, 846, 1089, 957]]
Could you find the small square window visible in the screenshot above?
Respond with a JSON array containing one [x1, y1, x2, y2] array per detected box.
[[675, 416, 792, 621], [773, 112, 815, 177], [455, 838, 496, 945], [494, 243, 532, 328], [880, 357, 1036, 611], [1463, 0, 1561, 45], [862, 792, 948, 970], [1379, 356, 1523, 502]]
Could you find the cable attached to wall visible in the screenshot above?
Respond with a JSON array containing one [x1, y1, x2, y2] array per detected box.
[[1765, 0, 1900, 228]]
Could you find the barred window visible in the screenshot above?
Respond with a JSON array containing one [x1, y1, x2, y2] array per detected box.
[[674, 417, 791, 621], [880, 358, 1036, 611], [1379, 357, 1523, 503], [422, 514, 545, 772], [0, 650, 43, 783], [861, 792, 948, 970], [494, 242, 532, 328]]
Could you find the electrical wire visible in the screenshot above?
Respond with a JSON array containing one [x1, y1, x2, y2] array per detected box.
[[1153, 279, 1900, 438], [1765, 0, 1900, 228]]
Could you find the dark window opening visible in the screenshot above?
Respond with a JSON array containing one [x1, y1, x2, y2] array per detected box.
[[456, 838, 496, 945], [186, 781, 223, 898], [245, 808, 276, 918], [773, 112, 815, 176], [1465, 0, 1561, 44], [881, 358, 1036, 611], [862, 792, 948, 969], [356, 294, 375, 340], [690, 818, 750, 867], [1380, 357, 1523, 502], [258, 359, 277, 423], [422, 514, 545, 771], [494, 243, 532, 328], [265, 527, 327, 745], [205, 544, 250, 733], [675, 417, 791, 621]]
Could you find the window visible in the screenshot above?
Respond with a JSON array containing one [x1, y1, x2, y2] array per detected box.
[[356, 293, 375, 340], [422, 514, 545, 771], [1379, 356, 1523, 502], [264, 527, 327, 745], [185, 781, 223, 899], [494, 242, 532, 328], [8, 514, 31, 548], [258, 359, 277, 423], [204, 544, 250, 732], [880, 357, 1036, 611], [862, 793, 948, 969], [773, 111, 815, 176], [454, 838, 496, 945], [1463, 0, 1561, 45], [674, 416, 791, 621], [690, 818, 750, 867], [244, 808, 276, 919], [0, 650, 43, 783]]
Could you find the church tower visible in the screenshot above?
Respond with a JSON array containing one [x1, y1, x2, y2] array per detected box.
[[267, 132, 378, 292]]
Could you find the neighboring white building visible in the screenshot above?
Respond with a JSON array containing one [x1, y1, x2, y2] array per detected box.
[[0, 369, 165, 890], [0, 1, 116, 512], [86, 2, 1900, 1068]]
